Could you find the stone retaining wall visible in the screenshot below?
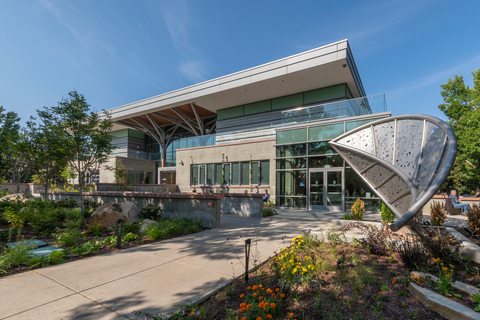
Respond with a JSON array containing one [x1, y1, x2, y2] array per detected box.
[[221, 193, 263, 218], [48, 191, 222, 229], [95, 183, 178, 193]]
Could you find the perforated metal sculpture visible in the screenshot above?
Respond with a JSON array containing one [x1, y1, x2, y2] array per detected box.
[[329, 115, 457, 231]]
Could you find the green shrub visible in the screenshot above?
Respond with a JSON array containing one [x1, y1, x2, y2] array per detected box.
[[351, 198, 365, 220], [55, 228, 84, 247], [0, 240, 34, 272], [140, 204, 162, 220], [342, 213, 353, 220], [381, 203, 395, 223], [122, 232, 139, 243], [3, 207, 29, 228], [27, 251, 66, 269], [55, 198, 77, 208], [122, 221, 142, 234], [85, 222, 106, 237], [82, 199, 100, 219], [63, 208, 84, 230], [178, 218, 203, 234], [71, 240, 101, 256], [467, 204, 480, 232], [263, 208, 274, 217]]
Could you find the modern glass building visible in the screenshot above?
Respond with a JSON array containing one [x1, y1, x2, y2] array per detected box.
[[101, 39, 391, 211]]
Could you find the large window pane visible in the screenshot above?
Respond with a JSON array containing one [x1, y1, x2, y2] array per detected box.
[[276, 128, 307, 144], [308, 123, 344, 141], [345, 168, 375, 198], [191, 165, 198, 185], [231, 163, 239, 185], [224, 164, 231, 185], [308, 142, 335, 155], [252, 162, 259, 185], [276, 170, 306, 196], [241, 162, 250, 185], [215, 163, 222, 185], [345, 119, 375, 132], [260, 161, 269, 185], [276, 158, 306, 170], [309, 155, 344, 168], [206, 164, 214, 185], [275, 197, 307, 208], [199, 165, 205, 185], [276, 144, 306, 157]]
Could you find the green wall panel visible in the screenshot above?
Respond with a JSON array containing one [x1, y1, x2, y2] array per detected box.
[[112, 130, 128, 138], [272, 93, 303, 110], [128, 130, 145, 139], [304, 84, 346, 104], [308, 123, 344, 141], [217, 105, 244, 120], [244, 100, 272, 115]]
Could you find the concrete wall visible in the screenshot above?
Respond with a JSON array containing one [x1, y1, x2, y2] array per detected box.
[[48, 191, 222, 229], [176, 139, 276, 199], [95, 183, 178, 193], [0, 183, 45, 194], [221, 194, 263, 218]]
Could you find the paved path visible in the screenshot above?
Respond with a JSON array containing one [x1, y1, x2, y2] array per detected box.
[[0, 209, 468, 319]]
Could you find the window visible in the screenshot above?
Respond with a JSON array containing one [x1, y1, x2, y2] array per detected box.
[[241, 162, 250, 185], [231, 163, 239, 185], [260, 161, 269, 185]]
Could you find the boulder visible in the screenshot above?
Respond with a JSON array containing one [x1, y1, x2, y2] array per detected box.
[[140, 219, 157, 234], [88, 202, 140, 228], [0, 193, 28, 202]]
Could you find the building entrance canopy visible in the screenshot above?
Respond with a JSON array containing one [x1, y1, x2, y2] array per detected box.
[[330, 114, 457, 231]]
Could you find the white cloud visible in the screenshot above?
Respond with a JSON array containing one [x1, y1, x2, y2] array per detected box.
[[150, 0, 208, 82]]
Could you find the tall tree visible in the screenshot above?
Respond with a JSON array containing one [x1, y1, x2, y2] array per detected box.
[[25, 108, 70, 199], [55, 91, 114, 214], [0, 107, 30, 192], [438, 69, 480, 194]]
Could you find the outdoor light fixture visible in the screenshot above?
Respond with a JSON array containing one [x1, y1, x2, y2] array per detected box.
[[116, 219, 124, 248], [244, 238, 251, 283], [225, 156, 228, 162], [179, 160, 184, 166]]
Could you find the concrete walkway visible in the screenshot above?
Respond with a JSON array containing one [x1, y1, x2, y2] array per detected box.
[[0, 209, 468, 320]]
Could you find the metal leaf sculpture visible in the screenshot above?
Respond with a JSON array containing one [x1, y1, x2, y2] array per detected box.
[[329, 114, 457, 231]]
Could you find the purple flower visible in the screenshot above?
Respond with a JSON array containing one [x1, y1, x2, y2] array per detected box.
[[197, 311, 200, 315], [239, 235, 243, 238], [349, 263, 355, 268], [226, 237, 229, 240]]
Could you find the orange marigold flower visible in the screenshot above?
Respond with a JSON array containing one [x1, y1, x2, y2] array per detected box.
[[259, 296, 264, 300], [259, 284, 263, 288], [416, 280, 420, 284], [240, 294, 245, 298], [275, 288, 280, 292], [271, 303, 276, 309], [254, 293, 257, 297], [252, 285, 258, 290], [240, 303, 246, 308], [392, 279, 397, 285], [289, 313, 294, 318], [240, 307, 245, 312], [247, 286, 251, 290], [256, 317, 263, 320], [280, 294, 285, 298], [242, 317, 247, 320], [266, 315, 273, 320], [264, 302, 269, 308], [261, 287, 265, 291], [246, 304, 252, 310], [271, 293, 275, 297]]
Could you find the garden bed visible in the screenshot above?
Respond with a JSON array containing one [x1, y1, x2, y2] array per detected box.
[[135, 228, 480, 320], [0, 199, 205, 277]]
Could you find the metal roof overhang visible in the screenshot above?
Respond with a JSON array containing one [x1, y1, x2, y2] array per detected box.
[[108, 39, 365, 131]]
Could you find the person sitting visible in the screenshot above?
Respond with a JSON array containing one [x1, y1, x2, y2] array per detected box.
[[449, 190, 469, 214], [263, 189, 269, 202]]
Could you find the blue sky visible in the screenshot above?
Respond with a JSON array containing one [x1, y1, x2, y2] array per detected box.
[[1, 0, 479, 125]]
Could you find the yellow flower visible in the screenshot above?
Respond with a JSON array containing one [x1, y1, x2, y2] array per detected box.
[[433, 258, 440, 263], [449, 264, 454, 269], [442, 267, 448, 271]]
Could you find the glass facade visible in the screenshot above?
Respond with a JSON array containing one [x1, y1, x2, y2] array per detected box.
[[190, 160, 270, 187], [276, 117, 386, 210]]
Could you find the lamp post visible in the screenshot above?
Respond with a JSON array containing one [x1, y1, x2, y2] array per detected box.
[[244, 238, 251, 283], [116, 219, 124, 248]]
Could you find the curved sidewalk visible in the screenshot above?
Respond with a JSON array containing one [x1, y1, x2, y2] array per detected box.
[[0, 210, 334, 320]]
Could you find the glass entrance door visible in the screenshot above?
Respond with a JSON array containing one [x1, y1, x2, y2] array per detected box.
[[309, 171, 324, 210], [309, 169, 344, 211]]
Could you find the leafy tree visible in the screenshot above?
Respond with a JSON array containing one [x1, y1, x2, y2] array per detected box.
[[438, 69, 480, 194], [25, 108, 70, 199], [55, 91, 114, 214]]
